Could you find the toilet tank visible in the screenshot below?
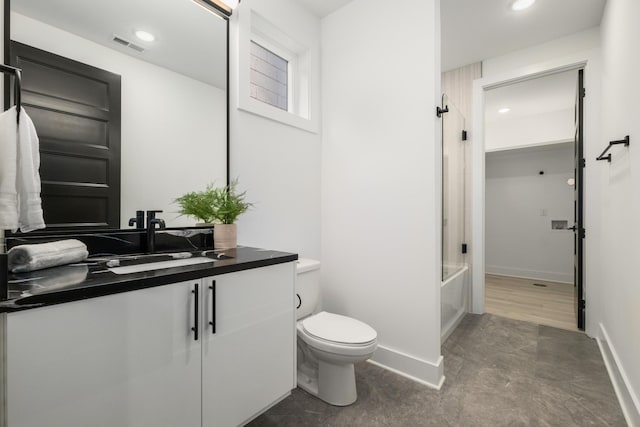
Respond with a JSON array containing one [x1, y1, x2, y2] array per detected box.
[[296, 258, 321, 320]]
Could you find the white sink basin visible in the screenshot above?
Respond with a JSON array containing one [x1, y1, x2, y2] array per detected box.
[[108, 257, 215, 275]]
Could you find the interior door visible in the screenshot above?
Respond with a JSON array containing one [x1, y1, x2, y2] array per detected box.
[[9, 41, 121, 230], [573, 69, 585, 330]]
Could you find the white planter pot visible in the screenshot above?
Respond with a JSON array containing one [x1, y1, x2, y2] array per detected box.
[[214, 224, 237, 249]]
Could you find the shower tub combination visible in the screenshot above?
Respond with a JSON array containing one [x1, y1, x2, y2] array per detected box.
[[441, 264, 469, 342], [440, 95, 470, 342]]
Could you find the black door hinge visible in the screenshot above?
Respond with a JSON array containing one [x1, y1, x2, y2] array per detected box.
[[461, 243, 468, 254], [582, 88, 586, 98], [579, 299, 586, 309], [436, 105, 449, 118], [462, 130, 468, 141], [581, 158, 586, 168], [580, 228, 586, 239]]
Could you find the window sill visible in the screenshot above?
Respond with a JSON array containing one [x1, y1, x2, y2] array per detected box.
[[237, 95, 318, 133]]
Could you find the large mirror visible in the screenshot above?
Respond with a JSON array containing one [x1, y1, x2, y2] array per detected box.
[[6, 0, 228, 230]]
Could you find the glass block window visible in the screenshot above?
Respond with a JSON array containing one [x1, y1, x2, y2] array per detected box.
[[250, 41, 288, 111]]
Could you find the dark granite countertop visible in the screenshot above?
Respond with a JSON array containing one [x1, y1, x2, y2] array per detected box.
[[0, 246, 297, 313]]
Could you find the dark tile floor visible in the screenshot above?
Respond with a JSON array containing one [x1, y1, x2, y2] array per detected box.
[[249, 314, 626, 426]]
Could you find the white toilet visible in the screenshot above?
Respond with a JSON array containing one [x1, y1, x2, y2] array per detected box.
[[296, 259, 378, 406]]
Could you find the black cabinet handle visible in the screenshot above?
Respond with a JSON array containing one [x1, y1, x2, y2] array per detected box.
[[192, 283, 199, 341], [209, 280, 216, 334]]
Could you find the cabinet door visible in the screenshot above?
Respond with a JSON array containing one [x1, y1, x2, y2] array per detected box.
[[202, 262, 296, 427], [5, 281, 202, 427]]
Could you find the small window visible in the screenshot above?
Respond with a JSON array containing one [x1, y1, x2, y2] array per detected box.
[[238, 8, 319, 133], [250, 41, 288, 111]]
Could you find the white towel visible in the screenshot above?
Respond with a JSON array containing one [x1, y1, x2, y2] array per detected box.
[[8, 239, 88, 273], [0, 107, 19, 231], [0, 106, 45, 233]]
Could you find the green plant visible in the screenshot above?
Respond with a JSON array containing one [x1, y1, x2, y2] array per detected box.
[[174, 180, 252, 224]]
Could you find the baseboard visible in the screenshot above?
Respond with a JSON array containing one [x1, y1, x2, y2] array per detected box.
[[597, 323, 640, 427], [368, 345, 444, 390], [485, 265, 572, 284]]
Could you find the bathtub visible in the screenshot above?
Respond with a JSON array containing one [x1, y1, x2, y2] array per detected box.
[[441, 264, 469, 343]]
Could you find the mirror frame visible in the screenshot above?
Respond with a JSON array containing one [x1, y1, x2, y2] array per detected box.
[[2, 0, 231, 234]]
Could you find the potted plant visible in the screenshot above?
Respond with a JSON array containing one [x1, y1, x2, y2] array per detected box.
[[174, 180, 252, 249]]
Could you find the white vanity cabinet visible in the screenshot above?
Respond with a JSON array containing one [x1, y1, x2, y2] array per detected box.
[[2, 261, 296, 427], [4, 280, 202, 427], [201, 262, 296, 427]]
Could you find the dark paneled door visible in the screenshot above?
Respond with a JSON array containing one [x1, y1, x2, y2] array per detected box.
[[10, 41, 121, 230], [573, 69, 585, 330]]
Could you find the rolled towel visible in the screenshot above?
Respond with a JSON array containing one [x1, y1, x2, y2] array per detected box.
[[8, 239, 89, 273]]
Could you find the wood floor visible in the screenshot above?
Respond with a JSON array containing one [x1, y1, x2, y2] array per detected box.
[[485, 274, 578, 331]]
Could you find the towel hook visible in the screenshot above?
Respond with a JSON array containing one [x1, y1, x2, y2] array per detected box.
[[14, 68, 22, 124], [0, 64, 23, 124]]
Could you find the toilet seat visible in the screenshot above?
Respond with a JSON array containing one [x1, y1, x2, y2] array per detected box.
[[297, 312, 377, 357], [301, 311, 377, 345]]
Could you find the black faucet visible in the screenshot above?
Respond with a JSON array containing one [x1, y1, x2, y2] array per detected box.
[[128, 210, 145, 229], [146, 210, 166, 254]]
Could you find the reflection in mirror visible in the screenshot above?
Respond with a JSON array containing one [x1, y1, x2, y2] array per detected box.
[[7, 0, 228, 229]]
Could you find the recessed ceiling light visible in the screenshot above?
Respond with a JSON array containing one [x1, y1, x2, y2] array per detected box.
[[511, 0, 536, 11], [498, 108, 511, 114], [134, 30, 155, 43]]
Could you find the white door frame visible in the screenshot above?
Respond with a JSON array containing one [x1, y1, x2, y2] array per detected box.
[[470, 55, 589, 314]]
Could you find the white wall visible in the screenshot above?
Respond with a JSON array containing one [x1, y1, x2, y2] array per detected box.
[[485, 108, 574, 152], [482, 27, 600, 78], [321, 0, 443, 387], [11, 13, 227, 228], [486, 144, 574, 283], [229, 0, 321, 258], [594, 0, 640, 422]]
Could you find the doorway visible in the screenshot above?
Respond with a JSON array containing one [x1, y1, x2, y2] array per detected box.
[[471, 61, 587, 332]]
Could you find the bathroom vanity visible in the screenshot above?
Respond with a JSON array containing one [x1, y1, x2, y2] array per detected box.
[[0, 247, 297, 427]]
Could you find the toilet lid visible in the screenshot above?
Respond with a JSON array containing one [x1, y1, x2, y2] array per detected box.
[[302, 311, 377, 344]]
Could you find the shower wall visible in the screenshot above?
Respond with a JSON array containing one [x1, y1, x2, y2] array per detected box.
[[442, 62, 482, 264]]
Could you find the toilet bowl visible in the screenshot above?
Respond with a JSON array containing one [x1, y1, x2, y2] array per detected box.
[[296, 259, 378, 406]]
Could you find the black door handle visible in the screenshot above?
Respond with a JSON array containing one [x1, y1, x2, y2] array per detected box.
[[568, 226, 577, 231], [192, 283, 199, 341], [209, 280, 216, 334]]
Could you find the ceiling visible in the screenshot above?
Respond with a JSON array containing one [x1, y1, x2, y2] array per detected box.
[[12, 0, 227, 89], [298, 0, 606, 71], [296, 0, 353, 18], [12, 0, 607, 87], [441, 0, 607, 71], [485, 70, 577, 122]]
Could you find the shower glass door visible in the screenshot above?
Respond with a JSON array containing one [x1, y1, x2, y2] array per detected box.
[[442, 94, 466, 281]]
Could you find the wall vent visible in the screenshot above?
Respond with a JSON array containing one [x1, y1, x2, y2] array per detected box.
[[112, 35, 145, 53]]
